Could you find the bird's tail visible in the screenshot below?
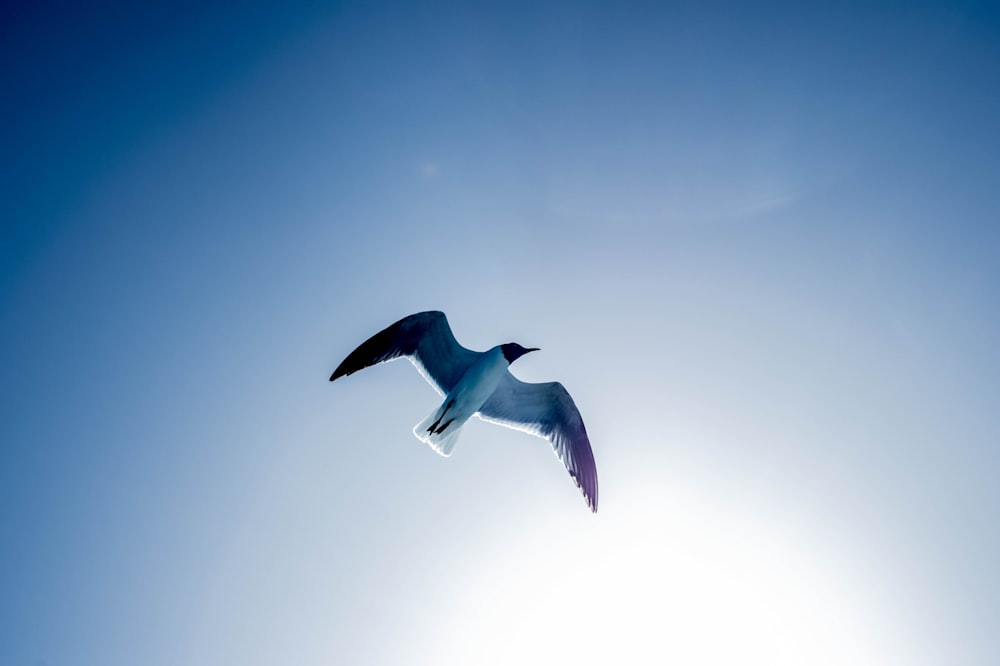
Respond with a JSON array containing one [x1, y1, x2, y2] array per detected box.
[[414, 410, 464, 457]]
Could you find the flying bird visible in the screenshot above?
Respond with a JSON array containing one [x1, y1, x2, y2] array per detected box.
[[329, 311, 598, 512]]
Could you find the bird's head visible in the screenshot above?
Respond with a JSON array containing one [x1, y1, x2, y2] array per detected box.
[[501, 343, 540, 364]]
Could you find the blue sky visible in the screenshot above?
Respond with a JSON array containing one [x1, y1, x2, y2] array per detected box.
[[2, 2, 999, 664]]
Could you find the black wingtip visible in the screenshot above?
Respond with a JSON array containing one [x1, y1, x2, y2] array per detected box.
[[330, 359, 353, 381]]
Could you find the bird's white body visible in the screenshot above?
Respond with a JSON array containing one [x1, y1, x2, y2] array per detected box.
[[414, 345, 508, 456]]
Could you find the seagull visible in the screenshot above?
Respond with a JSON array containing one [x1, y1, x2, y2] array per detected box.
[[329, 311, 598, 512]]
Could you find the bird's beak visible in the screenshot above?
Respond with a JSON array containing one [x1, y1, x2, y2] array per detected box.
[[526, 347, 541, 353]]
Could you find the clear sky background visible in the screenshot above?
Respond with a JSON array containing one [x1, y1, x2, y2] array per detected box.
[[2, 2, 999, 664]]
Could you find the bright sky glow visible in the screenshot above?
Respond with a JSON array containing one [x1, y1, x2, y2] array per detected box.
[[410, 483, 894, 666]]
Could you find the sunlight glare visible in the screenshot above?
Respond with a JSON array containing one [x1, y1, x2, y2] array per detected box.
[[420, 482, 890, 665]]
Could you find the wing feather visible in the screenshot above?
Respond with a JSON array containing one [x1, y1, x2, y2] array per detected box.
[[330, 311, 477, 395], [478, 374, 599, 512]]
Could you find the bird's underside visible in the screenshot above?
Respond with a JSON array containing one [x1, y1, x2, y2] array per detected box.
[[413, 397, 464, 457], [330, 310, 599, 512]]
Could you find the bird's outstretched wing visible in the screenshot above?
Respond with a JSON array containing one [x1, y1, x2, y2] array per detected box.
[[478, 374, 598, 512], [330, 311, 478, 395]]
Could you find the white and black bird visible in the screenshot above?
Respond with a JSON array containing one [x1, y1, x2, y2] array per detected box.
[[329, 311, 598, 512]]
